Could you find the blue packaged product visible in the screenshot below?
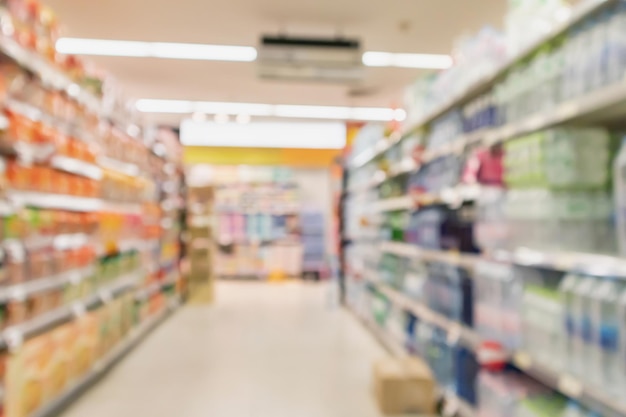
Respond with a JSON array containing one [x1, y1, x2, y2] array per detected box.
[[454, 346, 479, 406]]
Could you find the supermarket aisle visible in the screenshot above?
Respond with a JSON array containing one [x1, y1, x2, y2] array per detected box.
[[60, 282, 388, 417]]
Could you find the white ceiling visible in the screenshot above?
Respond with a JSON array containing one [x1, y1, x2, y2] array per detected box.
[[46, 0, 506, 124]]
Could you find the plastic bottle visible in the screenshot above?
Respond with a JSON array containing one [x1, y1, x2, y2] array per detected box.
[[590, 276, 623, 392], [618, 288, 626, 393], [607, 2, 626, 85], [572, 274, 598, 379], [560, 273, 581, 373], [614, 137, 626, 256]]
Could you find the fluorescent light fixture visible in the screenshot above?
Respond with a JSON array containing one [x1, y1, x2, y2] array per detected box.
[[136, 99, 406, 122], [181, 120, 346, 149], [55, 38, 257, 62], [56, 37, 449, 70], [362, 51, 452, 69], [236, 114, 251, 124]]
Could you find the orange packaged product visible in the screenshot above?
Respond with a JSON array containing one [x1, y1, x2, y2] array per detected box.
[[28, 167, 42, 192], [53, 130, 69, 156], [33, 122, 53, 145], [68, 212, 81, 234], [54, 211, 68, 234], [6, 112, 35, 144], [31, 166, 52, 193], [41, 90, 55, 116], [51, 171, 69, 195], [64, 249, 78, 271], [6, 163, 32, 190], [66, 175, 80, 196]]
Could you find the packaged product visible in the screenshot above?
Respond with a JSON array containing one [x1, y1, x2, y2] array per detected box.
[[5, 333, 54, 417], [72, 314, 99, 377], [45, 324, 76, 399]]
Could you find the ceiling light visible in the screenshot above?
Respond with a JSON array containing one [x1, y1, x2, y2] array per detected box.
[[56, 38, 257, 62], [192, 112, 207, 122], [56, 37, 449, 70], [236, 114, 251, 124], [214, 113, 230, 124], [394, 109, 407, 121], [136, 99, 404, 122], [135, 99, 195, 113], [181, 120, 346, 149], [362, 51, 453, 69]]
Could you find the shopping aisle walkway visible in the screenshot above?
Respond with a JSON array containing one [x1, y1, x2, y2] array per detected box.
[[60, 281, 389, 417]]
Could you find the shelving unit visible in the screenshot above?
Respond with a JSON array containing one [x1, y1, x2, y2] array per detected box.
[[29, 297, 180, 417], [341, 1, 626, 416], [361, 268, 626, 416], [212, 174, 304, 279], [0, 3, 187, 417], [349, 280, 477, 417]]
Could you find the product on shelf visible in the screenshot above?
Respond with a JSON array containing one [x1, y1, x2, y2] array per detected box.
[[341, 2, 626, 417]]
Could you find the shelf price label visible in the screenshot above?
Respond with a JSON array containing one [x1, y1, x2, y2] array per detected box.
[[72, 303, 87, 318], [4, 328, 23, 352], [99, 290, 112, 304], [9, 287, 26, 302]]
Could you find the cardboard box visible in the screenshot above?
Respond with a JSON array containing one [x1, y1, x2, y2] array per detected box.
[[373, 357, 436, 415], [189, 226, 212, 240]]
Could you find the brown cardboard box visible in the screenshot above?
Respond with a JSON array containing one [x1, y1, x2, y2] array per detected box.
[[373, 357, 436, 415], [189, 226, 212, 240], [187, 186, 214, 202]]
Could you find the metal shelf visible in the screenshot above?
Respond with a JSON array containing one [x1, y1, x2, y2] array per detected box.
[[366, 277, 481, 350], [379, 242, 479, 270], [98, 156, 143, 178], [373, 196, 414, 213], [511, 351, 626, 416], [350, 0, 618, 172], [379, 240, 626, 278], [349, 304, 477, 417], [0, 269, 144, 351], [400, 0, 615, 137], [0, 266, 94, 303], [51, 156, 103, 180], [363, 271, 626, 416], [6, 190, 102, 212], [0, 22, 102, 115]]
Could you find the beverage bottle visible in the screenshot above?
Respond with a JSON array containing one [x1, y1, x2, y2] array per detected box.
[[571, 274, 597, 378], [607, 2, 626, 85], [560, 273, 582, 374], [590, 276, 624, 395], [614, 137, 626, 256], [618, 288, 626, 393]]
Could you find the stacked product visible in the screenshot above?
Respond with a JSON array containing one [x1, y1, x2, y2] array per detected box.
[[213, 170, 303, 279], [0, 1, 187, 416], [300, 210, 326, 280], [340, 2, 626, 416], [186, 185, 214, 303]]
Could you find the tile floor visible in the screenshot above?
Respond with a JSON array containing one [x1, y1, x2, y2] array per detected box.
[[60, 281, 390, 417]]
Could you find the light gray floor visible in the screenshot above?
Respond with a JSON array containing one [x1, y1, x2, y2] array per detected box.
[[60, 281, 389, 417]]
